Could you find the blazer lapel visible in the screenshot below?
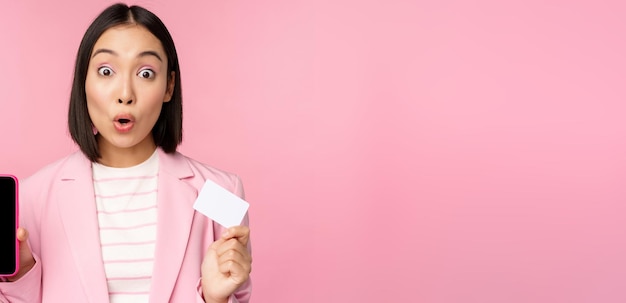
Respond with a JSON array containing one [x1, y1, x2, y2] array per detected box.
[[148, 149, 198, 303], [57, 152, 110, 303]]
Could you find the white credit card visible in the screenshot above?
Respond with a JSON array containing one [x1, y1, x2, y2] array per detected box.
[[193, 179, 249, 228]]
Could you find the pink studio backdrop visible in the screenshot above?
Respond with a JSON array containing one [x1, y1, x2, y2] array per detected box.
[[1, 0, 625, 302]]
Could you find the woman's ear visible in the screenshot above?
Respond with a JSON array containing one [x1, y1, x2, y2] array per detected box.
[[164, 71, 176, 102]]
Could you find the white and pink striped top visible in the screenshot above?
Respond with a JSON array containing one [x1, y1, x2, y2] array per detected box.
[[92, 150, 159, 303]]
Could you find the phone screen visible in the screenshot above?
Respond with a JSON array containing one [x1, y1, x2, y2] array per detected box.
[[0, 175, 18, 276]]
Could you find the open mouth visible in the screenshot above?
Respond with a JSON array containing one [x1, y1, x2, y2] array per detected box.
[[113, 114, 135, 132]]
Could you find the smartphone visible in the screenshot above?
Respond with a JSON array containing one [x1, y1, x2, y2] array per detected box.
[[0, 175, 18, 277]]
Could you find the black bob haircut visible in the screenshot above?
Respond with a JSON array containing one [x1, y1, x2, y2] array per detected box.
[[68, 3, 182, 162]]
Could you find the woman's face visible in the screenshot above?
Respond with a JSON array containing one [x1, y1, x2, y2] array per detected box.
[[85, 24, 174, 165]]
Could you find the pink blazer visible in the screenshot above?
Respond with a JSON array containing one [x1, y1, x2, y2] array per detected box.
[[0, 149, 251, 303]]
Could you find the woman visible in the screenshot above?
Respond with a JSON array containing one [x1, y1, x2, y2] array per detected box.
[[0, 3, 252, 303]]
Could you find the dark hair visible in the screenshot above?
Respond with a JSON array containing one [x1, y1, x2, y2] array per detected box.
[[68, 3, 182, 162]]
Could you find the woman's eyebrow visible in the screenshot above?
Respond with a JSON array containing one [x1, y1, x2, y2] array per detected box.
[[91, 48, 162, 62], [138, 50, 162, 62], [92, 48, 116, 58]]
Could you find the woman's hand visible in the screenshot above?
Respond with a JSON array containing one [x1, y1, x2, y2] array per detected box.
[[6, 227, 36, 282], [201, 226, 252, 303]]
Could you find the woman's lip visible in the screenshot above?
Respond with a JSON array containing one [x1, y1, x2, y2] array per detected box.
[[113, 113, 135, 122], [113, 120, 134, 133], [112, 113, 135, 133]]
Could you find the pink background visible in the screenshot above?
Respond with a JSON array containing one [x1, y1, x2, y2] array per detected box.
[[1, 0, 625, 302]]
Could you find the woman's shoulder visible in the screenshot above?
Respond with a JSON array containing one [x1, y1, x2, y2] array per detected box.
[[19, 151, 88, 201], [165, 150, 244, 196], [24, 151, 87, 184]]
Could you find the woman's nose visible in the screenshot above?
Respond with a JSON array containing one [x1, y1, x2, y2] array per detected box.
[[117, 74, 135, 104]]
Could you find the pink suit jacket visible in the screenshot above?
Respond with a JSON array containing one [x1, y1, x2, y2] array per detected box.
[[0, 149, 251, 303]]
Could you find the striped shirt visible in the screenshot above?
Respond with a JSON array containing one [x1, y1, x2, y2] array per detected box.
[[92, 151, 159, 303]]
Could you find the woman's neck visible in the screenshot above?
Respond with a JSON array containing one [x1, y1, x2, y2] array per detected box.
[[96, 136, 158, 168]]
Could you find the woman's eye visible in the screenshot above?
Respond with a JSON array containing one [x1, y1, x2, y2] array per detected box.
[[98, 67, 114, 76], [138, 69, 155, 79]]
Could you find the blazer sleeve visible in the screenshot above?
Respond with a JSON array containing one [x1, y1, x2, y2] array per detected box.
[[195, 174, 252, 303], [0, 253, 42, 303], [224, 175, 252, 303], [0, 176, 44, 303]]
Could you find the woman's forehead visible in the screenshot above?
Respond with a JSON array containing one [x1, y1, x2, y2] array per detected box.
[[91, 24, 166, 60]]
